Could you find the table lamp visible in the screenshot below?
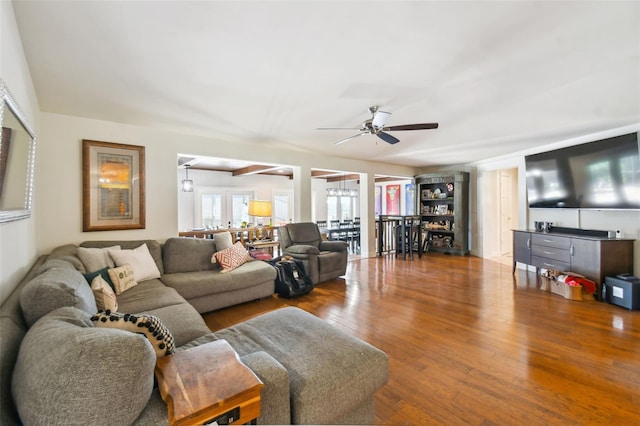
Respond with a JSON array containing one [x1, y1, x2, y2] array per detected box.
[[248, 200, 272, 240]]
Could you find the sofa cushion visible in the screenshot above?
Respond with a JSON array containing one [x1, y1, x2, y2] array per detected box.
[[80, 240, 164, 275], [91, 275, 119, 311], [214, 231, 233, 251], [161, 260, 277, 301], [108, 264, 139, 295], [47, 244, 87, 273], [36, 258, 77, 274], [163, 237, 217, 274], [214, 242, 252, 273], [116, 279, 186, 313], [12, 307, 156, 426], [92, 311, 175, 358], [108, 243, 161, 282], [140, 303, 212, 347], [20, 267, 98, 327], [0, 316, 26, 425], [77, 245, 120, 272]]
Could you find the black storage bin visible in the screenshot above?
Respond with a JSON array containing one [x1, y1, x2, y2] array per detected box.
[[604, 276, 640, 310]]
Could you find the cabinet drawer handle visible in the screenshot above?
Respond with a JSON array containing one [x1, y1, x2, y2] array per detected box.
[[570, 245, 574, 256], [543, 262, 557, 268], [527, 238, 530, 249], [543, 239, 554, 243], [543, 250, 554, 256]]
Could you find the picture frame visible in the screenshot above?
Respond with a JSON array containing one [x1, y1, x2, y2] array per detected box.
[[436, 204, 448, 215], [386, 184, 401, 215], [82, 139, 145, 231], [405, 183, 415, 214]]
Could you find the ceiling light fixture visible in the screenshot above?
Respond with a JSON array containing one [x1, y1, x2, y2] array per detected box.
[[181, 165, 193, 192], [327, 174, 358, 198]]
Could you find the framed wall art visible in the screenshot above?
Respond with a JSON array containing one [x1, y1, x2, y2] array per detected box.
[[386, 184, 400, 215], [82, 139, 145, 231], [405, 183, 415, 214]]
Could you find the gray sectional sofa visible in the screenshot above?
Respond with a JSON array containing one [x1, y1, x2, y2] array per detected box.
[[0, 237, 389, 425]]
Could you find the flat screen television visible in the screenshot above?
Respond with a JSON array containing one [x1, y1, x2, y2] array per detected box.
[[525, 132, 640, 209]]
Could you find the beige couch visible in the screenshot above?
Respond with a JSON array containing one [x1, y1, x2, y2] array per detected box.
[[0, 237, 389, 425]]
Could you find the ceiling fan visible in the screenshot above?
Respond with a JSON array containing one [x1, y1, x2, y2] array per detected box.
[[318, 105, 439, 145]]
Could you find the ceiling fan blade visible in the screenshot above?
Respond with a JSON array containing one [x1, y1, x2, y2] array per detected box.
[[335, 132, 368, 145], [384, 123, 439, 131], [377, 132, 400, 145]]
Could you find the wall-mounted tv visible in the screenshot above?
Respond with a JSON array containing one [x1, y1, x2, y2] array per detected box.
[[525, 132, 640, 209]]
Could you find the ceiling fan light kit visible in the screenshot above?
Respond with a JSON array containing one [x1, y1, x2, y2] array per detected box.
[[318, 105, 439, 146]]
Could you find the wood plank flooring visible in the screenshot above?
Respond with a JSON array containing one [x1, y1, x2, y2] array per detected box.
[[202, 254, 640, 425]]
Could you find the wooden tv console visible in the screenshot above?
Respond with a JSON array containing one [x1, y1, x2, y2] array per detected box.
[[512, 229, 634, 285]]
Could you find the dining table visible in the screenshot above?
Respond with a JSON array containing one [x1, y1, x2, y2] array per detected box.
[[318, 224, 360, 253]]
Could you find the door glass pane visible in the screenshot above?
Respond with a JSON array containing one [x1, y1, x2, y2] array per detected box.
[[274, 194, 288, 225], [327, 196, 338, 221], [340, 197, 352, 220], [231, 194, 250, 228], [202, 194, 222, 228]]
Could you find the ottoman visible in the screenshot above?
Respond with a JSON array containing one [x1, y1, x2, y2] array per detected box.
[[214, 307, 389, 425]]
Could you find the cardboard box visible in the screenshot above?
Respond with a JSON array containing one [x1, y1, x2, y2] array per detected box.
[[604, 276, 640, 310]]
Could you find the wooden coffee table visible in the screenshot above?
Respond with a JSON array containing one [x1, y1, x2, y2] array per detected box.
[[155, 339, 263, 425]]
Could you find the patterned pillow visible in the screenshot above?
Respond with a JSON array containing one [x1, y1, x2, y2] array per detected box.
[[214, 241, 252, 273], [108, 264, 138, 295], [91, 311, 175, 358], [91, 275, 118, 312]]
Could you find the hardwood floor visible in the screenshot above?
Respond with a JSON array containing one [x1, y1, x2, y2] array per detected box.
[[202, 254, 640, 425]]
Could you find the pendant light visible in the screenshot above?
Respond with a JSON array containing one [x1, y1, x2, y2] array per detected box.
[[181, 165, 193, 192]]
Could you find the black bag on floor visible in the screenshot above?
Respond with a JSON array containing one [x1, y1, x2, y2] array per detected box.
[[269, 258, 314, 298]]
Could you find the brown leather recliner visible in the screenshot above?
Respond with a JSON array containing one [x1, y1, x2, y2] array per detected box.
[[278, 222, 348, 284]]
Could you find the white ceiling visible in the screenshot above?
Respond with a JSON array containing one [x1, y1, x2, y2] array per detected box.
[[12, 0, 640, 168]]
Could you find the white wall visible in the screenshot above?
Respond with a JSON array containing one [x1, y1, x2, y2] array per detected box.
[[35, 112, 417, 255], [475, 124, 640, 274], [0, 2, 40, 304]]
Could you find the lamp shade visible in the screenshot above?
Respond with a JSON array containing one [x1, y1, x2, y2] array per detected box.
[[248, 200, 272, 217]]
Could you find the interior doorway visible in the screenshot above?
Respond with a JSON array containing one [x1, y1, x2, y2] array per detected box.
[[483, 167, 519, 265]]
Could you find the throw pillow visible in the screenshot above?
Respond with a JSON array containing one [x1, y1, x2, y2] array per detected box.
[[83, 266, 115, 290], [77, 245, 121, 272], [19, 267, 98, 327], [214, 231, 233, 251], [214, 241, 252, 273], [108, 243, 161, 282], [91, 275, 118, 312], [108, 265, 138, 295], [91, 311, 175, 358]]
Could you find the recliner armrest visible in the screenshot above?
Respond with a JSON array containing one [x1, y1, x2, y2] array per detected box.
[[319, 241, 349, 252], [284, 245, 320, 255]]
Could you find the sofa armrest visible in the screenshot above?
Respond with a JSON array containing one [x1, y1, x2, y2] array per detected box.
[[284, 245, 320, 255], [319, 240, 349, 252], [241, 351, 291, 425]]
